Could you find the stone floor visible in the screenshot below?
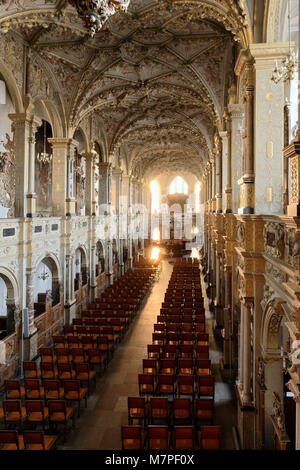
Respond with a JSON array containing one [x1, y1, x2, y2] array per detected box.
[[60, 259, 237, 450]]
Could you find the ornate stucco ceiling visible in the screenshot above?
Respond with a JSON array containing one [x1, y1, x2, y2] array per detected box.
[[0, 0, 251, 181]]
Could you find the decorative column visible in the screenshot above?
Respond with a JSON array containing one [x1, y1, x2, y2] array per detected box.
[[215, 134, 222, 213], [48, 138, 69, 216], [89, 244, 97, 302], [27, 118, 41, 217], [238, 303, 245, 391], [66, 140, 76, 216], [249, 43, 289, 215], [84, 145, 97, 216], [98, 162, 112, 209], [227, 104, 244, 214], [106, 241, 113, 285], [64, 254, 76, 324], [9, 113, 40, 217], [220, 119, 232, 213], [24, 269, 38, 360], [243, 300, 252, 405], [113, 168, 123, 276], [211, 153, 216, 212]]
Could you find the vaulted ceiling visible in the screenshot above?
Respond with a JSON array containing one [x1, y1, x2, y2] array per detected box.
[[0, 0, 252, 181]]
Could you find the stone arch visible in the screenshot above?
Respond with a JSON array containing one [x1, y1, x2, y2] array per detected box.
[[96, 240, 105, 274], [261, 298, 287, 359], [74, 245, 89, 289], [0, 267, 20, 337], [34, 254, 61, 309], [0, 59, 23, 114]]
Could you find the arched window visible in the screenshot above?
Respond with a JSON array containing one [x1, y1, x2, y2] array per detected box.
[[194, 181, 201, 212], [169, 176, 188, 195], [150, 180, 160, 214]]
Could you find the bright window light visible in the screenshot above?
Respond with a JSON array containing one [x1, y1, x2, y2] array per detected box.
[[194, 181, 201, 212], [169, 176, 188, 195], [150, 180, 160, 214]]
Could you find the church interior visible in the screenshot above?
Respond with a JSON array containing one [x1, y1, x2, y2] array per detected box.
[[0, 0, 300, 451]]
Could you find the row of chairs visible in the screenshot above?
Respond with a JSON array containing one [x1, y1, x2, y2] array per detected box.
[[4, 379, 88, 416], [138, 374, 214, 400], [147, 344, 210, 360], [0, 399, 75, 442], [128, 396, 214, 426], [143, 358, 211, 376], [121, 424, 221, 450], [0, 430, 58, 450]]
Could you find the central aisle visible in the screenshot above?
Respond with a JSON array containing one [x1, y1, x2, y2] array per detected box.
[[62, 260, 173, 450]]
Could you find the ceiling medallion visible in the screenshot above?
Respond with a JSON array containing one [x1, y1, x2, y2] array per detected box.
[[68, 0, 131, 37]]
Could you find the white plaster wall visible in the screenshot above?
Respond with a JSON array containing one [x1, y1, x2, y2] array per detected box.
[[33, 261, 52, 303], [0, 277, 7, 315]]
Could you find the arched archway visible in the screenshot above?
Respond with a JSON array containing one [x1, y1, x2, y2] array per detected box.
[[0, 271, 19, 338], [96, 240, 105, 275], [260, 298, 295, 449], [35, 120, 53, 215], [33, 256, 61, 317], [74, 246, 89, 291]]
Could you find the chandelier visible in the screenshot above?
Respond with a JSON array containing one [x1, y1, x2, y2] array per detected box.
[[36, 121, 52, 165], [38, 267, 50, 281], [69, 0, 131, 37], [271, 0, 298, 84]]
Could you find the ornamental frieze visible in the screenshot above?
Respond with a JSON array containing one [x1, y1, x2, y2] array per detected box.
[[263, 222, 285, 259]]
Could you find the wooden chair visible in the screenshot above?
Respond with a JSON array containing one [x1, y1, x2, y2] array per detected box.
[[48, 400, 75, 443], [97, 336, 113, 359], [143, 359, 158, 375], [173, 398, 192, 424], [148, 425, 169, 450], [0, 430, 24, 450], [43, 379, 64, 401], [57, 362, 76, 381], [121, 425, 144, 450], [181, 332, 194, 346], [128, 397, 148, 426], [196, 345, 209, 360], [195, 399, 214, 426], [71, 347, 87, 364], [196, 333, 209, 346], [39, 347, 56, 363], [25, 400, 49, 430], [177, 375, 196, 399], [80, 335, 96, 351], [63, 379, 88, 417], [55, 347, 72, 363], [40, 362, 58, 380], [66, 335, 81, 349], [23, 430, 58, 450], [179, 345, 194, 359], [196, 359, 211, 376], [173, 426, 195, 450], [178, 359, 194, 375], [138, 374, 156, 398], [166, 332, 180, 346], [2, 400, 26, 430], [198, 376, 215, 399], [150, 397, 169, 425], [147, 344, 160, 360], [52, 335, 66, 348], [24, 379, 44, 400], [160, 359, 176, 375], [198, 425, 221, 450], [157, 374, 176, 397], [4, 379, 25, 400], [23, 361, 40, 379], [87, 348, 106, 375], [74, 362, 96, 394], [63, 325, 75, 336], [162, 345, 177, 360]]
